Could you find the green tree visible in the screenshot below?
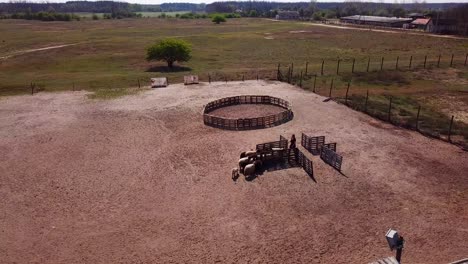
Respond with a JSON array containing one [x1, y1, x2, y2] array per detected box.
[[212, 15, 226, 24], [146, 39, 192, 68], [249, 10, 258, 17]]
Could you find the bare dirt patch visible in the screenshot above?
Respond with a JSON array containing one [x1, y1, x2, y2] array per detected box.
[[0, 81, 467, 263], [209, 104, 285, 119], [414, 68, 468, 86]]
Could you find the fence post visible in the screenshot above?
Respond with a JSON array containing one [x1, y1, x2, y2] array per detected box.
[[31, 82, 34, 95], [291, 63, 294, 80], [396, 56, 399, 70], [305, 62, 308, 76], [367, 57, 370, 72], [380, 57, 384, 71], [313, 74, 317, 93], [424, 55, 427, 69], [72, 82, 75, 91], [209, 74, 211, 84], [321, 60, 324, 76], [352, 58, 355, 73], [416, 105, 421, 130], [300, 71, 303, 87], [388, 97, 393, 122], [437, 54, 441, 68], [450, 54, 454, 67], [364, 90, 369, 113], [277, 63, 280, 80], [257, 74, 259, 81], [242, 75, 245, 81], [329, 78, 333, 98], [287, 67, 291, 83], [465, 53, 467, 66], [336, 59, 340, 75], [138, 79, 141, 88], [409, 55, 412, 69], [448, 115, 454, 142], [345, 82, 350, 105]]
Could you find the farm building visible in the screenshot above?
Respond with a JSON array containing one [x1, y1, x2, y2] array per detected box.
[[410, 18, 430, 29], [339, 15, 413, 28], [275, 11, 299, 20], [407, 13, 425, 19], [426, 19, 458, 34]]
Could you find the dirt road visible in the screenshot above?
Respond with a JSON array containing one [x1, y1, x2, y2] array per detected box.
[[0, 43, 79, 60], [1, 81, 467, 263]]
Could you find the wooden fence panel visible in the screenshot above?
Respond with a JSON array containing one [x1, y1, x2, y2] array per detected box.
[[320, 147, 343, 171], [204, 95, 293, 130], [301, 134, 326, 155]]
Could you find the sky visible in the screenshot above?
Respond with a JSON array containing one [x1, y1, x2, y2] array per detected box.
[[1, 0, 467, 4]]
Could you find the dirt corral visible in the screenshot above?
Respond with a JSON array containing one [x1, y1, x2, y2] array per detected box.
[[0, 81, 467, 263], [209, 104, 285, 119]]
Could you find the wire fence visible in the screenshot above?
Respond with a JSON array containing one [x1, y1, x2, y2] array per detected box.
[[277, 60, 468, 150]]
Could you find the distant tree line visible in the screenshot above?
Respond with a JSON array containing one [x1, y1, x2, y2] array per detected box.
[[438, 3, 468, 36], [0, 1, 135, 13], [204, 1, 460, 19], [0, 10, 80, 21]]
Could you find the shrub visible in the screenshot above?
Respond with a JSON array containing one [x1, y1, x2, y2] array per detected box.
[[212, 15, 226, 24]]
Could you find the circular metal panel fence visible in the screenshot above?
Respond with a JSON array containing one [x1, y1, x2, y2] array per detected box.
[[203, 95, 293, 130]]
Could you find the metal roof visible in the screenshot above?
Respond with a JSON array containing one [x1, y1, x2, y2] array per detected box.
[[411, 18, 430, 25], [340, 15, 413, 24]]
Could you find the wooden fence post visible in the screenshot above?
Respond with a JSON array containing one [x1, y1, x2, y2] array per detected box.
[[242, 75, 245, 81], [305, 62, 308, 76], [352, 58, 355, 73], [277, 63, 280, 80], [313, 74, 317, 93], [291, 63, 294, 80], [450, 54, 454, 67], [31, 82, 34, 95], [409, 55, 412, 69], [300, 71, 303, 87], [336, 59, 340, 75], [72, 82, 75, 91], [364, 90, 369, 112], [424, 55, 427, 69], [395, 56, 399, 70], [321, 60, 324, 75], [329, 78, 333, 98], [367, 57, 370, 72], [416, 105, 421, 130], [448, 115, 454, 142], [345, 82, 350, 105], [257, 74, 259, 81], [138, 79, 141, 88], [380, 57, 384, 71], [388, 97, 393, 122], [437, 54, 441, 68], [209, 74, 211, 84]]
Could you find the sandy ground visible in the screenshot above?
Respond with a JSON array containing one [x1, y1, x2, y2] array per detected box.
[[0, 80, 467, 264], [209, 104, 285, 119]]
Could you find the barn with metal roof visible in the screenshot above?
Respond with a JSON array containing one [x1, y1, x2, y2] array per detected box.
[[339, 15, 413, 28]]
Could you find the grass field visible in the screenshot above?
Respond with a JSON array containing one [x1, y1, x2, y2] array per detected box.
[[71, 11, 190, 19], [0, 17, 467, 144]]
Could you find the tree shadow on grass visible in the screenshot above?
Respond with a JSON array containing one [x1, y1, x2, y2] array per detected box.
[[146, 65, 192, 73]]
